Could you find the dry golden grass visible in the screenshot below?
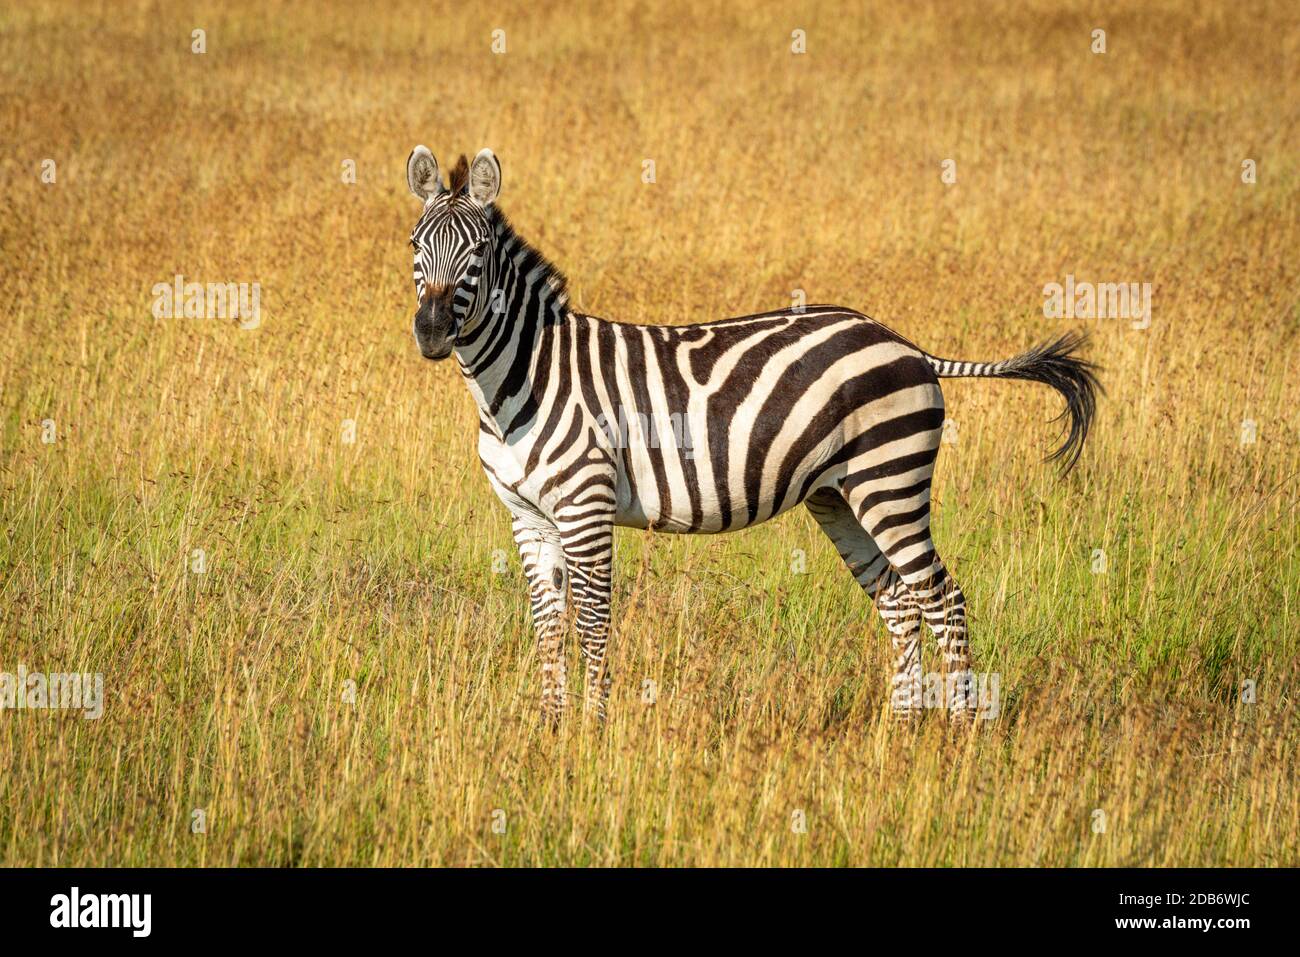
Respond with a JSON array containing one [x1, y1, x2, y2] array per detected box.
[[0, 0, 1297, 866]]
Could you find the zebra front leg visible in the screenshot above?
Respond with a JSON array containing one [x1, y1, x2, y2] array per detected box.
[[513, 519, 569, 728], [558, 516, 614, 723]]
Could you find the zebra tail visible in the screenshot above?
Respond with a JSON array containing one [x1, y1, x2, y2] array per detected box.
[[925, 332, 1101, 473]]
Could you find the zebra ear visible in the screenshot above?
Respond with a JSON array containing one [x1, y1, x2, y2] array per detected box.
[[407, 146, 444, 201], [469, 149, 502, 205]]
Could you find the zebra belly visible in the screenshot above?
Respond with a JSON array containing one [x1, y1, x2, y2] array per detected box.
[[612, 480, 821, 533], [610, 406, 842, 534]]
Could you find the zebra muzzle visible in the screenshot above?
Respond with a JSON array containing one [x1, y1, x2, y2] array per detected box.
[[414, 283, 457, 359]]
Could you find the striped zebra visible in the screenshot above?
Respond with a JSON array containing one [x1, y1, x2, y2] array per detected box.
[[406, 147, 1099, 725]]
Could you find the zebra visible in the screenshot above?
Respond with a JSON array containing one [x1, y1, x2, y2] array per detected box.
[[405, 146, 1099, 725]]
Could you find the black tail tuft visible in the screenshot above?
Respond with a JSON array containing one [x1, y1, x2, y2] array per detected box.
[[991, 332, 1101, 473]]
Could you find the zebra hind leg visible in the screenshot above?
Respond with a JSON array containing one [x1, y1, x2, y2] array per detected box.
[[804, 489, 924, 722], [844, 480, 977, 724], [907, 559, 975, 723], [876, 575, 925, 721]]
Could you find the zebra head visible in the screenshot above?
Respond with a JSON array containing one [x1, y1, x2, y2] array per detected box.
[[406, 146, 502, 360]]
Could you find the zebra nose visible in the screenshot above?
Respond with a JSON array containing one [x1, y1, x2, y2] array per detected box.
[[414, 303, 433, 335]]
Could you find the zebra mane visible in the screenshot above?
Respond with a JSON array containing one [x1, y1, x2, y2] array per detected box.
[[489, 208, 570, 310], [446, 155, 470, 194]]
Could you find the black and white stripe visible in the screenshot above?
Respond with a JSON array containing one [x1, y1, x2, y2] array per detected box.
[[406, 148, 1100, 723]]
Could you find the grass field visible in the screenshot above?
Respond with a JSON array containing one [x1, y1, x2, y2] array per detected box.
[[1, 0, 1297, 866]]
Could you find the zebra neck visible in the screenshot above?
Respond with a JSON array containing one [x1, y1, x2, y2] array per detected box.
[[453, 214, 572, 440]]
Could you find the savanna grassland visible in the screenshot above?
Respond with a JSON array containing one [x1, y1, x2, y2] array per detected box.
[[1, 0, 1297, 866]]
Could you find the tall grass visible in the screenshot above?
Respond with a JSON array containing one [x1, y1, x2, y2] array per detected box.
[[0, 0, 1296, 865]]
